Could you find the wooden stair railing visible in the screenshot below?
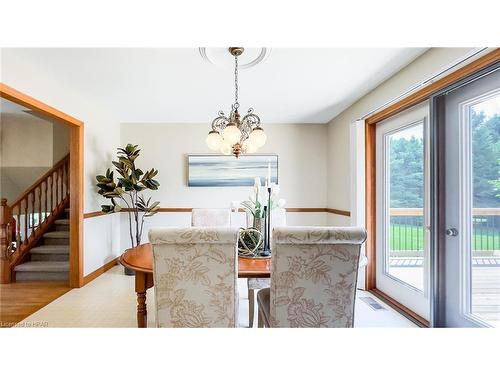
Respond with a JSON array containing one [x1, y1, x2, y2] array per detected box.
[[0, 154, 70, 283]]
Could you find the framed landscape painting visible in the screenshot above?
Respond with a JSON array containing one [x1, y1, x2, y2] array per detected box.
[[187, 154, 278, 187]]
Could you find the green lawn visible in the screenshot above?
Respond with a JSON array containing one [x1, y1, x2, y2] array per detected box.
[[390, 224, 500, 251]]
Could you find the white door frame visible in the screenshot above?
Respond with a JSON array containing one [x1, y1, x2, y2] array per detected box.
[[375, 102, 431, 320], [350, 120, 366, 289]]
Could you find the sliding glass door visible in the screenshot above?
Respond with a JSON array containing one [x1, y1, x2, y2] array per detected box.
[[376, 102, 430, 320], [437, 67, 500, 327]]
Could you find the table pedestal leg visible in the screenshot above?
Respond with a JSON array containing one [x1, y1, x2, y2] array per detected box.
[[137, 291, 147, 328], [135, 271, 152, 328]]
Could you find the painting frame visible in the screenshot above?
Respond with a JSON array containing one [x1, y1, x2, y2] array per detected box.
[[187, 154, 279, 187]]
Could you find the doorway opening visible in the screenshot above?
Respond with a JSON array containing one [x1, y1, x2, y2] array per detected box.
[[0, 83, 83, 289]]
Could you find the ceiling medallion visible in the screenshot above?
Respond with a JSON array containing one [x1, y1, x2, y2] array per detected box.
[[205, 47, 266, 158], [198, 47, 270, 69]]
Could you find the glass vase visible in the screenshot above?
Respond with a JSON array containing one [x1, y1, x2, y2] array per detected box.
[[253, 216, 265, 250]]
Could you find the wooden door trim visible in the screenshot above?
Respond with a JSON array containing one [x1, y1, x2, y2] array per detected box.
[[364, 49, 500, 312], [0, 83, 84, 288], [365, 49, 500, 126]]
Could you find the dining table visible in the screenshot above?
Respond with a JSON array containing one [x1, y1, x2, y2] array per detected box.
[[119, 243, 271, 328]]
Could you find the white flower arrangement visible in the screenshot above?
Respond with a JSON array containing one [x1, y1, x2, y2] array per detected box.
[[241, 177, 286, 219]]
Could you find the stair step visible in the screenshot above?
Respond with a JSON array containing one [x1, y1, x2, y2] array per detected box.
[[32, 253, 69, 262], [31, 245, 69, 261], [16, 271, 68, 281], [14, 261, 69, 272], [31, 245, 69, 254], [65, 208, 70, 213], [15, 261, 68, 282], [43, 231, 70, 239], [55, 219, 70, 231]]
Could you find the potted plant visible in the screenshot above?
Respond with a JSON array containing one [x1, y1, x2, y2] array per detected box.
[[95, 144, 160, 275]]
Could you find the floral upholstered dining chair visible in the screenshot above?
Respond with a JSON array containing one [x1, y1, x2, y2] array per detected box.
[[149, 227, 239, 328], [191, 208, 231, 227], [257, 226, 367, 328]]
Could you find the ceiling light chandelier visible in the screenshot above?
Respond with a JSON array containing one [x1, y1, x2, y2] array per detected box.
[[206, 47, 266, 157]]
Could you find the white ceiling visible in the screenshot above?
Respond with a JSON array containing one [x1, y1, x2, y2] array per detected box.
[[4, 48, 427, 124]]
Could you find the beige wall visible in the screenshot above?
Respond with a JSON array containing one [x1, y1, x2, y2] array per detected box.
[[121, 122, 328, 208], [120, 122, 329, 245], [52, 120, 70, 164], [0, 112, 53, 167], [1, 111, 49, 201], [326, 48, 477, 224]]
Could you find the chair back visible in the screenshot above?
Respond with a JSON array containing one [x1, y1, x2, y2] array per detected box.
[[270, 226, 366, 328], [149, 227, 239, 328], [191, 208, 231, 227]]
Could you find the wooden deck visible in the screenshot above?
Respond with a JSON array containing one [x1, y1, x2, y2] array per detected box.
[[472, 266, 500, 327], [389, 258, 500, 327]]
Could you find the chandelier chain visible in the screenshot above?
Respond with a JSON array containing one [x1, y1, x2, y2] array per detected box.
[[234, 55, 239, 108]]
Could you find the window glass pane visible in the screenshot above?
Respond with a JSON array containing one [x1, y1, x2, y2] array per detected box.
[[386, 123, 424, 290]]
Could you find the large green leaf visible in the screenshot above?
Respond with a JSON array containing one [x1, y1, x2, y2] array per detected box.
[[118, 178, 134, 190]]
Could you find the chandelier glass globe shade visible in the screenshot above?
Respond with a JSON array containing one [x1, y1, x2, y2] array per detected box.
[[206, 131, 223, 151], [243, 139, 258, 153], [248, 127, 266, 148], [220, 142, 232, 155], [222, 123, 242, 144]]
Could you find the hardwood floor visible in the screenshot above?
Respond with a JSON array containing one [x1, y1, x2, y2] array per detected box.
[[0, 281, 70, 327]]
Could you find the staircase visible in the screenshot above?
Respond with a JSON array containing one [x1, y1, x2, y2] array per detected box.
[[14, 208, 70, 281], [0, 154, 70, 284]]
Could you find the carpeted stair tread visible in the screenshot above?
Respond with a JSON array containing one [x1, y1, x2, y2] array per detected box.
[[30, 245, 70, 254], [43, 231, 70, 239], [54, 219, 70, 225], [14, 261, 69, 272]]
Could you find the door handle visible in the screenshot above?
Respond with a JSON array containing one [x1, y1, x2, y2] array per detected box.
[[446, 228, 458, 236]]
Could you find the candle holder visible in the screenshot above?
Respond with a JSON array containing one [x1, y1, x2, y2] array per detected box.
[[260, 186, 272, 256]]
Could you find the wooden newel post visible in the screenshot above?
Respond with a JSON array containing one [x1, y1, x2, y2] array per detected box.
[[0, 198, 13, 284]]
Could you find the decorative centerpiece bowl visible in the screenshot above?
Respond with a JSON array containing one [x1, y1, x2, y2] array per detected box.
[[238, 228, 269, 259]]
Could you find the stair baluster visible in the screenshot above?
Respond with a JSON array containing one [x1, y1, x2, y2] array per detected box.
[[44, 180, 48, 221], [50, 174, 53, 212], [24, 197, 28, 245], [57, 169, 61, 206], [30, 191, 34, 231], [16, 209, 21, 249], [38, 186, 42, 229]]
